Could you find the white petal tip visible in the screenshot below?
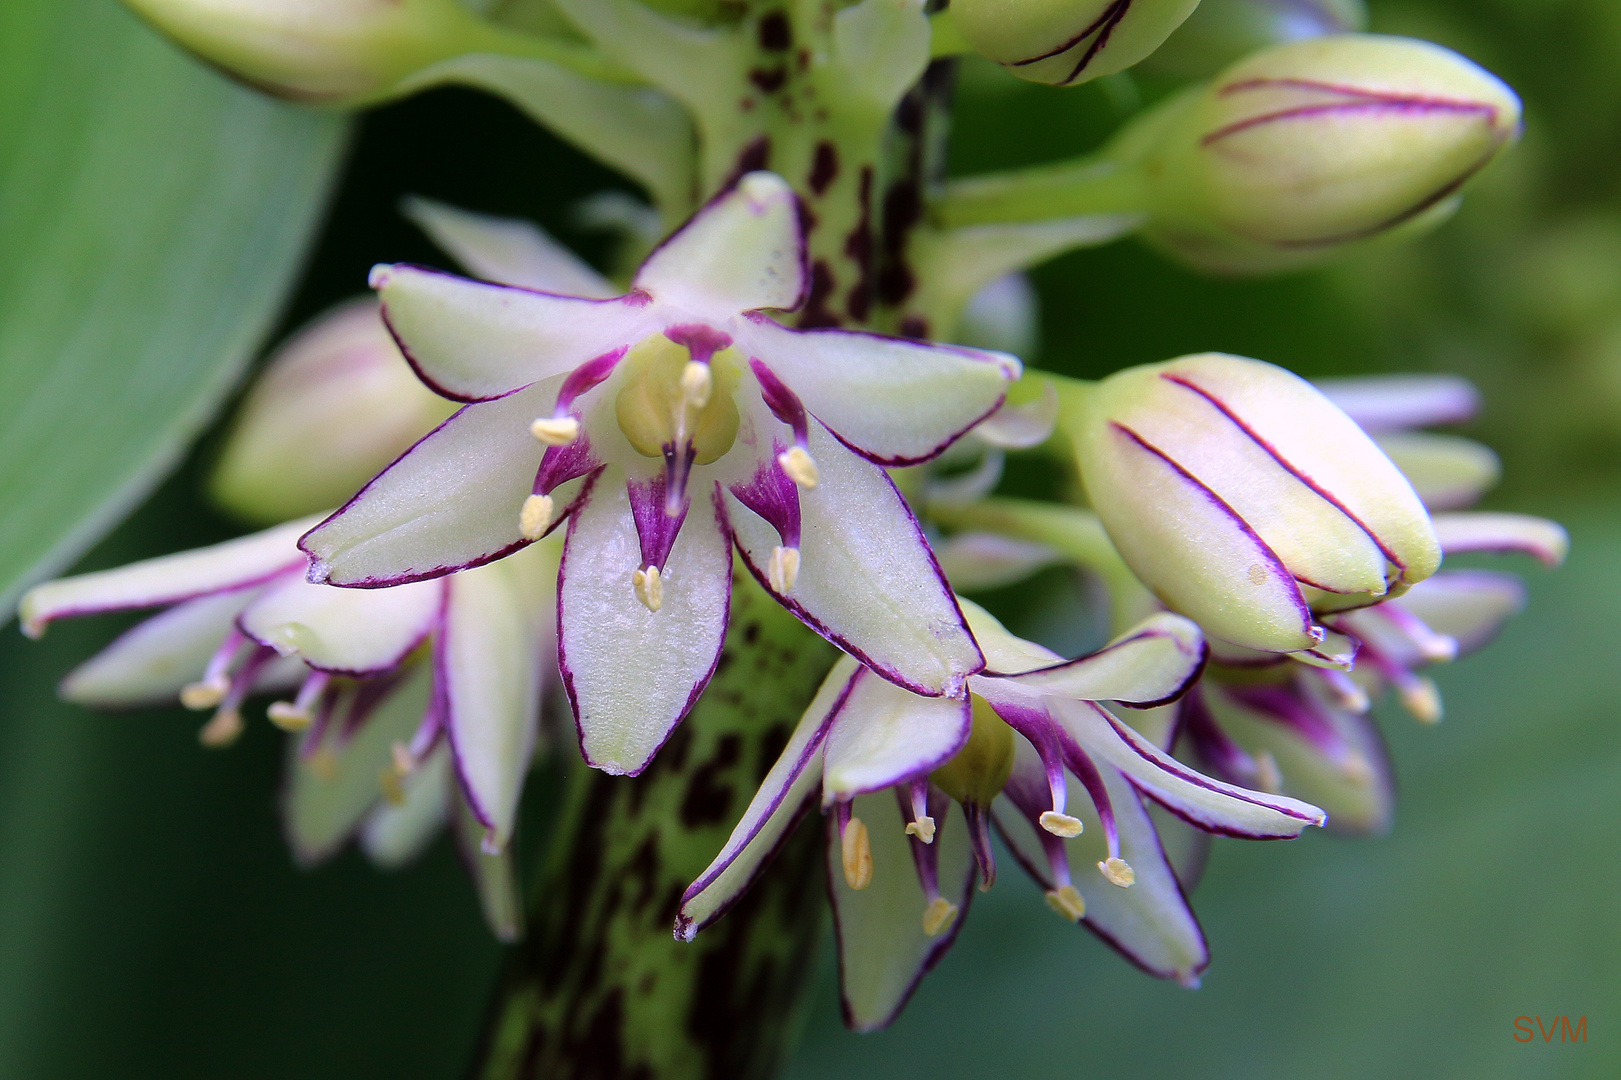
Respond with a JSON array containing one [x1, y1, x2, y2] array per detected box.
[[841, 816, 873, 890], [738, 170, 792, 206], [530, 416, 581, 446], [1403, 678, 1444, 724], [904, 815, 936, 845], [1039, 810, 1084, 838], [766, 545, 800, 594], [778, 446, 818, 489], [1044, 884, 1086, 921], [367, 264, 392, 290], [266, 701, 313, 732], [1099, 857, 1136, 888], [520, 494, 556, 540], [179, 677, 229, 711], [481, 830, 502, 856], [633, 565, 664, 612], [922, 897, 959, 937], [305, 560, 332, 585], [197, 709, 244, 748]]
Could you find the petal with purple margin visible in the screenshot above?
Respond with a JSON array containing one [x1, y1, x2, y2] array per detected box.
[[1431, 511, 1569, 566], [676, 656, 861, 940], [453, 786, 525, 942], [1395, 569, 1525, 656], [239, 575, 444, 676], [821, 668, 971, 805], [372, 263, 655, 401], [728, 425, 982, 696], [1314, 373, 1480, 433], [975, 606, 1206, 707], [361, 741, 454, 869], [560, 472, 732, 776], [832, 793, 976, 1032], [735, 316, 1018, 465]]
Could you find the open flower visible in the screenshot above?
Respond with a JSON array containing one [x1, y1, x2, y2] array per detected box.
[[301, 172, 1019, 776], [1071, 352, 1441, 654], [18, 519, 556, 924], [678, 601, 1323, 1029]]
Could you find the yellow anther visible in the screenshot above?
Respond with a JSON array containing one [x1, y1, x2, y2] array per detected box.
[[1040, 810, 1084, 838], [778, 445, 818, 489], [922, 897, 959, 937], [379, 765, 406, 807], [767, 545, 800, 593], [680, 360, 713, 408], [1045, 884, 1086, 921], [520, 494, 555, 540], [529, 415, 580, 446], [1402, 677, 1443, 724], [633, 565, 664, 612], [1255, 750, 1283, 793], [905, 815, 937, 844], [266, 701, 313, 732], [197, 708, 244, 748], [841, 816, 873, 890], [180, 676, 230, 711], [308, 748, 339, 780], [1099, 857, 1136, 888]]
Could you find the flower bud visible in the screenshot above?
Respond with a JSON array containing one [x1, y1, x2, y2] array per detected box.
[[1072, 353, 1440, 653], [951, 0, 1203, 86], [1116, 34, 1521, 274], [1145, 0, 1366, 78], [121, 0, 500, 102], [210, 297, 456, 523]]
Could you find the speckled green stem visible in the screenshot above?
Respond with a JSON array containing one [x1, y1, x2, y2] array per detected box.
[[475, 575, 836, 1080]]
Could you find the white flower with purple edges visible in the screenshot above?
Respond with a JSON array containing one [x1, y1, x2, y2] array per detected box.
[[677, 600, 1324, 1029], [19, 520, 555, 886], [299, 171, 1020, 777]]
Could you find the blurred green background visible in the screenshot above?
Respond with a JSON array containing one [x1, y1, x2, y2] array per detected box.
[[0, 0, 1615, 1077]]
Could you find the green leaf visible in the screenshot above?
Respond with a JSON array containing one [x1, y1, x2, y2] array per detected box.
[[0, 0, 348, 613]]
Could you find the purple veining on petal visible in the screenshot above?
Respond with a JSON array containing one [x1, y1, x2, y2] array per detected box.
[[534, 434, 602, 497], [1179, 686, 1264, 786], [552, 348, 627, 414], [664, 324, 733, 365], [1203, 96, 1501, 149], [727, 444, 802, 547], [373, 264, 648, 403], [1111, 422, 1317, 636], [628, 474, 691, 572], [750, 357, 810, 447], [28, 566, 302, 634], [1162, 374, 1407, 575]]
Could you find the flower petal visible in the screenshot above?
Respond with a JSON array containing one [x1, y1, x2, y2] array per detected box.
[[1431, 511, 1569, 566], [371, 263, 655, 401], [932, 532, 1062, 591], [676, 656, 860, 940], [1375, 432, 1499, 511], [633, 172, 806, 315], [831, 793, 975, 1032], [971, 379, 1059, 449], [360, 741, 453, 868], [976, 608, 1207, 707], [1394, 569, 1525, 656], [19, 518, 317, 637], [1080, 422, 1318, 652], [283, 665, 432, 866], [59, 589, 258, 707], [559, 473, 732, 775], [1053, 700, 1326, 838], [728, 427, 983, 696], [401, 196, 617, 297], [1314, 373, 1480, 433], [238, 576, 444, 676], [821, 668, 971, 804], [301, 382, 583, 587], [440, 541, 556, 848], [738, 317, 1018, 465], [453, 786, 525, 942]]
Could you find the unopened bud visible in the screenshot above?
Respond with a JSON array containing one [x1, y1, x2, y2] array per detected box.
[[209, 298, 455, 524], [952, 0, 1202, 86], [1117, 34, 1521, 274], [122, 0, 508, 103]]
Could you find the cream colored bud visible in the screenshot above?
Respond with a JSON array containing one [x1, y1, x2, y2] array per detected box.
[[1117, 34, 1521, 274], [209, 298, 455, 524], [953, 0, 1203, 86]]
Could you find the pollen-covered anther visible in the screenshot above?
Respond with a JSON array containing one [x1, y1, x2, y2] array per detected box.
[[633, 565, 664, 612], [379, 765, 406, 807], [680, 361, 712, 409], [520, 494, 555, 540], [1402, 677, 1444, 724], [905, 815, 937, 844], [778, 445, 818, 489], [1255, 750, 1284, 793], [198, 708, 244, 748], [1099, 856, 1136, 888], [266, 701, 313, 732], [1039, 810, 1084, 838], [841, 816, 873, 890], [1045, 884, 1086, 921], [922, 897, 959, 937], [180, 675, 230, 711], [529, 415, 580, 446], [766, 545, 800, 593]]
